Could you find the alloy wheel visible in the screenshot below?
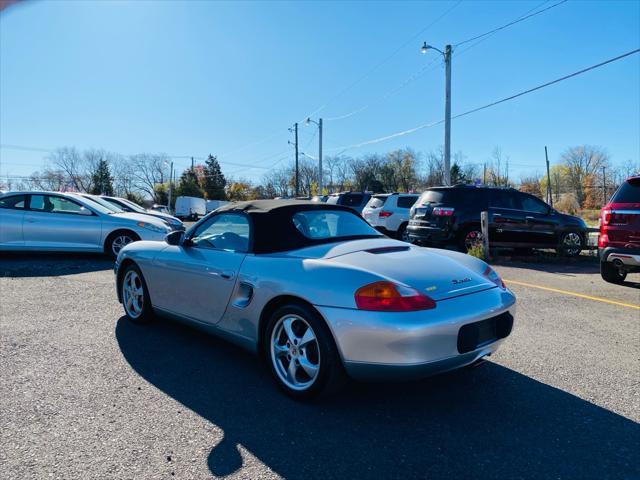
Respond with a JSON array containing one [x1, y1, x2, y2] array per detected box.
[[270, 314, 321, 391], [123, 270, 144, 319], [563, 232, 581, 256], [112, 235, 133, 256], [464, 230, 483, 251]]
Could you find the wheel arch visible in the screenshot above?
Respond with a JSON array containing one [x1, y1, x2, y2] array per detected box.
[[256, 294, 343, 363]]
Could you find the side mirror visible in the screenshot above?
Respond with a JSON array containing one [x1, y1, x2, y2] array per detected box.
[[78, 207, 93, 216], [165, 230, 185, 246]]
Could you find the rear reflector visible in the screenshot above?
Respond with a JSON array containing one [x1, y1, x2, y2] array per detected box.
[[379, 211, 393, 218]]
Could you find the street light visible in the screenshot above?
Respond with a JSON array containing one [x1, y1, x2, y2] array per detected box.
[[421, 41, 452, 186], [305, 117, 323, 195]]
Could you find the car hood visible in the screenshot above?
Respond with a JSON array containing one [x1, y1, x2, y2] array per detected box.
[[110, 212, 169, 227], [286, 238, 496, 301], [143, 211, 182, 224]]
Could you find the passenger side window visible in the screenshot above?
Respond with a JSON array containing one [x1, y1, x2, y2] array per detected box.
[[342, 194, 363, 207], [0, 195, 26, 209], [30, 195, 91, 215], [490, 190, 521, 210], [190, 213, 250, 252], [520, 194, 549, 214]]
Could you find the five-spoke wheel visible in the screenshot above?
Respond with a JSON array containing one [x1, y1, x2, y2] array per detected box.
[[120, 264, 153, 323], [265, 303, 346, 399]]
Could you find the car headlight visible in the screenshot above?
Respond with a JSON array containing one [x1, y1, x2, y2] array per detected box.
[[137, 222, 169, 233]]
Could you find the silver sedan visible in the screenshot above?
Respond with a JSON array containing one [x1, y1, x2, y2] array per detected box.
[[115, 200, 516, 399], [0, 191, 172, 257]]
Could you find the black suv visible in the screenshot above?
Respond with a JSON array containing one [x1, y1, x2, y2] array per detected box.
[[326, 192, 372, 214], [406, 185, 588, 256]]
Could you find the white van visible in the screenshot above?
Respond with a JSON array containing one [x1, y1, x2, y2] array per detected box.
[[206, 199, 230, 213], [175, 196, 206, 221]]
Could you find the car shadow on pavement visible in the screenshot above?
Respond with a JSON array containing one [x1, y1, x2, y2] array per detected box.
[[0, 253, 113, 278], [115, 316, 639, 480]]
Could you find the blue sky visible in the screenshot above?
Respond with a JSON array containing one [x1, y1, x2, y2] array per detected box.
[[1, 0, 639, 184]]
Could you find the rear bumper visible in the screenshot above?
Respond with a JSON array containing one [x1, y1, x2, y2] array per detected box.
[[599, 247, 640, 268], [315, 287, 516, 381], [406, 223, 453, 244]]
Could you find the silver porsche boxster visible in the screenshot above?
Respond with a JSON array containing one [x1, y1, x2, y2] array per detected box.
[[115, 200, 516, 399]]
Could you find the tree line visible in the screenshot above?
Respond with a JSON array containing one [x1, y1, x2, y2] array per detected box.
[[2, 144, 637, 212]]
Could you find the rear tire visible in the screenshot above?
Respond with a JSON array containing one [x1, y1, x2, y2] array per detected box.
[[398, 223, 409, 242], [458, 226, 483, 253], [120, 263, 154, 323], [600, 261, 627, 284], [264, 303, 347, 400]]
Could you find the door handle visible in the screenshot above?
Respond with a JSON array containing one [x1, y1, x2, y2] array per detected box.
[[525, 216, 534, 220], [220, 271, 235, 280], [26, 218, 36, 223]]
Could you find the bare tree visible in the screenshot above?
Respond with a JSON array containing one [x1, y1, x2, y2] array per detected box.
[[561, 145, 609, 206], [48, 147, 91, 191], [130, 153, 170, 201]]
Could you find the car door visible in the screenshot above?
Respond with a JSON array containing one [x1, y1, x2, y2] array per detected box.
[[150, 212, 250, 324], [489, 190, 528, 245], [0, 194, 27, 248], [23, 194, 102, 251], [518, 193, 558, 246]]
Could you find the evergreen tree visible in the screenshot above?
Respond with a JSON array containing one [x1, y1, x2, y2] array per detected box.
[[177, 168, 204, 198], [89, 159, 114, 195], [202, 154, 226, 200]]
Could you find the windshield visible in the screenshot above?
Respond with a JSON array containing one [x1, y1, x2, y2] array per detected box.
[[612, 178, 640, 203], [119, 198, 147, 213], [82, 195, 124, 213], [71, 196, 113, 215], [292, 210, 382, 240]]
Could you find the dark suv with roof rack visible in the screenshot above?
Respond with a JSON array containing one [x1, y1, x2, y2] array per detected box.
[[406, 185, 588, 256]]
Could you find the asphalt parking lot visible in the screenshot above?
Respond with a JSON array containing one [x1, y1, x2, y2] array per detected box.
[[1, 253, 638, 479]]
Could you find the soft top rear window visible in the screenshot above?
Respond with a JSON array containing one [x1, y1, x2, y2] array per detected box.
[[293, 210, 381, 240], [612, 178, 640, 203]]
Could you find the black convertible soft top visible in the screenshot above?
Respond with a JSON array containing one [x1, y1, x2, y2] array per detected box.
[[214, 199, 379, 254]]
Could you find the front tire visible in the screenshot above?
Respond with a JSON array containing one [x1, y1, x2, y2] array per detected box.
[[558, 232, 582, 257], [120, 264, 154, 323], [264, 303, 346, 400], [398, 223, 409, 242], [600, 261, 627, 284]]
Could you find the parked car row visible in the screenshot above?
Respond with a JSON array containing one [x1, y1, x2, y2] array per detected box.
[[0, 192, 178, 257]]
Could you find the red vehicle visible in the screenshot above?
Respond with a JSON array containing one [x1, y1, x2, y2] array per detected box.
[[599, 176, 640, 283]]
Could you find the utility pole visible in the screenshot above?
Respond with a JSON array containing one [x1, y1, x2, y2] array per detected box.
[[318, 118, 323, 195], [483, 163, 486, 185], [421, 42, 452, 186], [545, 146, 553, 207], [288, 123, 299, 197], [602, 166, 607, 205], [168, 161, 174, 210], [191, 157, 194, 171], [443, 44, 452, 187]]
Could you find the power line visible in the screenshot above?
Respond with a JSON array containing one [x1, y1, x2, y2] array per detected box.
[[301, 0, 463, 120], [327, 48, 640, 153], [454, 0, 569, 47]]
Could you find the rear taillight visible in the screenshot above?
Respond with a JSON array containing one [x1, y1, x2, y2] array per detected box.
[[483, 266, 505, 289], [354, 281, 436, 312], [602, 209, 611, 225], [432, 207, 455, 217], [379, 211, 393, 218], [598, 234, 609, 248]]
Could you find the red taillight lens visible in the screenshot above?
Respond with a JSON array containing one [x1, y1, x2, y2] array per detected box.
[[602, 209, 611, 225], [378, 211, 393, 218], [354, 281, 436, 311], [598, 233, 609, 248], [483, 266, 505, 289], [432, 207, 455, 217]]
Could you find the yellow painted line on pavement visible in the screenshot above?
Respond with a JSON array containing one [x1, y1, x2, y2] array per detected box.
[[504, 279, 640, 310]]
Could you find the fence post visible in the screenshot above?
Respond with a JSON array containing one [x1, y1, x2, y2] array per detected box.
[[481, 211, 490, 258]]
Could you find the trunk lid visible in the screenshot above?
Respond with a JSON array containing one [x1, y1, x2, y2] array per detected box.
[[293, 239, 495, 301]]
